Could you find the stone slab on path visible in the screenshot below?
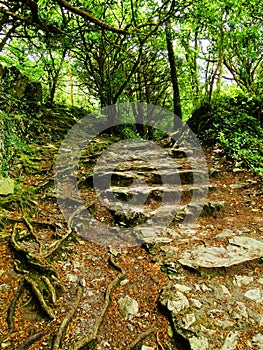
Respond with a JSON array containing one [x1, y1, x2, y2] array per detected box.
[[178, 236, 263, 270]]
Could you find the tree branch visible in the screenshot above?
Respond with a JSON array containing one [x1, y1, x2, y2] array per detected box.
[[53, 0, 129, 34]]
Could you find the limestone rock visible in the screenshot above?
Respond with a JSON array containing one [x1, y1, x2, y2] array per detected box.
[[244, 288, 263, 302], [189, 336, 209, 350], [141, 346, 155, 350], [221, 332, 239, 350], [178, 236, 263, 270], [252, 334, 263, 350], [166, 292, 190, 315], [118, 295, 139, 320]]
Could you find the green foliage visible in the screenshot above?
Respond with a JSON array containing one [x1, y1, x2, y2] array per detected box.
[[0, 110, 28, 176], [188, 94, 263, 174]]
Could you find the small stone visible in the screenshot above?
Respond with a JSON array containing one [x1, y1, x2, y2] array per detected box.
[[235, 302, 248, 319], [118, 295, 139, 320], [67, 274, 78, 282], [167, 292, 190, 315], [141, 346, 155, 350], [164, 228, 181, 238], [120, 279, 129, 286], [252, 334, 263, 350], [183, 313, 196, 329], [174, 284, 192, 293], [200, 283, 212, 292], [191, 298, 202, 309], [221, 332, 239, 350], [79, 278, 86, 287], [221, 285, 231, 297], [244, 288, 263, 302], [230, 182, 246, 188], [234, 275, 254, 287], [189, 336, 209, 350]]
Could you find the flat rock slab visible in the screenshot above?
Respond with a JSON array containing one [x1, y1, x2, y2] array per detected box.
[[178, 236, 263, 269]]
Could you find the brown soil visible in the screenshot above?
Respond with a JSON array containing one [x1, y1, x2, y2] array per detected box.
[[0, 143, 262, 350]]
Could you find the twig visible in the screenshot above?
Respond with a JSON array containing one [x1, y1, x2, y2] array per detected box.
[[157, 331, 166, 350], [53, 283, 83, 350]]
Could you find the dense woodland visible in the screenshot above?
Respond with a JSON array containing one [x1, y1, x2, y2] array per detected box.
[[0, 0, 263, 174]]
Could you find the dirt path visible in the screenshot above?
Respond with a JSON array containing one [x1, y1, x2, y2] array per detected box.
[[0, 136, 262, 349]]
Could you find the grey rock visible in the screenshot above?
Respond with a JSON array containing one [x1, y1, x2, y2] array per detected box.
[[221, 332, 239, 350], [189, 336, 209, 350], [235, 302, 248, 319], [191, 298, 202, 309], [178, 236, 263, 270], [118, 295, 139, 320], [167, 291, 190, 315], [233, 275, 254, 287], [183, 313, 196, 329], [252, 334, 263, 350], [229, 236, 263, 252], [244, 288, 263, 302]]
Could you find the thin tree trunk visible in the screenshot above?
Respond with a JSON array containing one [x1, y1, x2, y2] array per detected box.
[[68, 58, 74, 106], [165, 22, 182, 125]]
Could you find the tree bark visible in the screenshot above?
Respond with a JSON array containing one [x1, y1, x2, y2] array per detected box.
[[165, 22, 182, 125]]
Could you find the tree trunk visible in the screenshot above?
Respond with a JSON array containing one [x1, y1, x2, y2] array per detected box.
[[165, 22, 182, 125]]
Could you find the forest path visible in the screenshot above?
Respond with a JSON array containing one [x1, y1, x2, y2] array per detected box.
[[0, 135, 262, 350]]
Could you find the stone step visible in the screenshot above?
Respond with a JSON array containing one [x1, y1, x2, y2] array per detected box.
[[108, 201, 225, 227], [92, 169, 207, 188], [100, 184, 209, 204]]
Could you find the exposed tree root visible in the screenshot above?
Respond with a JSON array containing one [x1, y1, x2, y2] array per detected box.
[[0, 279, 25, 346], [19, 200, 42, 249], [41, 275, 57, 304], [53, 283, 83, 350], [5, 205, 85, 345], [69, 255, 126, 350], [127, 327, 155, 349], [17, 329, 48, 350], [24, 275, 55, 319]]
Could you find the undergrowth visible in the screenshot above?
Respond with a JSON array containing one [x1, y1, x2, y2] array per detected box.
[[188, 94, 263, 174]]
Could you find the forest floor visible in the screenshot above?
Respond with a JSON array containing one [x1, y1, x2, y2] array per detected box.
[[0, 133, 262, 350]]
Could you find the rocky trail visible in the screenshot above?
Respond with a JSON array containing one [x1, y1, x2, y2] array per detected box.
[[0, 132, 263, 350]]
